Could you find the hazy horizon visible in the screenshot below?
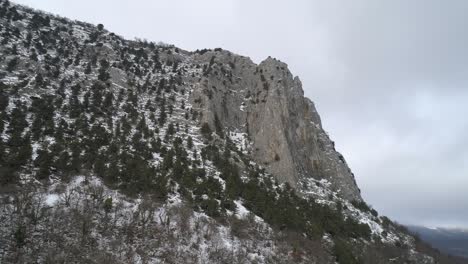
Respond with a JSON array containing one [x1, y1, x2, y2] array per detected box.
[[12, 0, 468, 228]]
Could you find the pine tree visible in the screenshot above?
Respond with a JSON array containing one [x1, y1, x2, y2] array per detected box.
[[34, 147, 53, 180], [70, 140, 82, 173], [333, 240, 360, 264], [35, 73, 44, 87], [214, 114, 224, 138], [7, 102, 28, 134], [153, 50, 161, 70], [55, 150, 70, 173], [0, 83, 9, 133], [200, 123, 212, 141], [91, 82, 104, 111], [6, 56, 18, 72], [187, 136, 193, 149], [98, 59, 110, 81], [137, 116, 148, 138], [5, 102, 32, 176], [102, 92, 114, 113], [162, 149, 174, 171], [94, 155, 107, 178], [167, 123, 175, 136], [83, 91, 90, 111], [0, 139, 13, 185], [69, 95, 82, 119], [103, 197, 112, 217], [31, 114, 42, 140], [84, 62, 92, 74], [158, 99, 167, 125], [30, 51, 38, 61]]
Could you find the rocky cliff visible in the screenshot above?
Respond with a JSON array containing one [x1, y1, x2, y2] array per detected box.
[[189, 52, 361, 201], [0, 1, 465, 263]]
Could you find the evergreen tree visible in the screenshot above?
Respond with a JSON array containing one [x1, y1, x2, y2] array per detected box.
[[5, 102, 32, 178], [214, 113, 224, 138], [104, 161, 120, 185], [333, 240, 360, 264], [103, 197, 112, 217], [35, 73, 44, 87], [70, 140, 82, 173], [98, 59, 110, 81], [83, 91, 90, 111], [152, 50, 161, 70], [94, 154, 107, 178], [34, 147, 53, 180], [158, 98, 167, 125], [187, 136, 193, 149], [6, 56, 18, 72], [167, 122, 175, 136], [69, 95, 82, 119], [7, 102, 28, 134], [55, 150, 70, 173], [0, 139, 12, 185], [84, 62, 92, 74], [30, 51, 38, 62], [102, 92, 114, 113], [3, 125, 31, 184], [91, 82, 104, 112], [0, 83, 9, 133], [200, 123, 212, 141], [137, 116, 148, 138]]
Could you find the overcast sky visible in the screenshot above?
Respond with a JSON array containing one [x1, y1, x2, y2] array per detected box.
[[14, 0, 468, 228]]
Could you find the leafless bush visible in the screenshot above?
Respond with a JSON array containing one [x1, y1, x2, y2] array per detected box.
[[171, 204, 192, 236], [137, 199, 156, 229], [229, 215, 250, 240], [59, 187, 77, 207], [86, 183, 105, 205]]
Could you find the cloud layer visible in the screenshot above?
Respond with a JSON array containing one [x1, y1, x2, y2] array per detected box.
[[14, 0, 468, 227]]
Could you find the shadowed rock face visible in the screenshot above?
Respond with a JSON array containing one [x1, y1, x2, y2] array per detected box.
[[189, 51, 361, 201]]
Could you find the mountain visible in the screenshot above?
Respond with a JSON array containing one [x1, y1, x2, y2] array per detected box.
[[408, 226, 468, 258], [0, 0, 466, 263]]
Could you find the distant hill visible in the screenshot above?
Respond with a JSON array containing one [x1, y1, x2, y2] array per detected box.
[[408, 226, 468, 258]]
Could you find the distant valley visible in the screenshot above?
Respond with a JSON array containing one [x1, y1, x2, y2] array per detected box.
[[408, 226, 468, 258]]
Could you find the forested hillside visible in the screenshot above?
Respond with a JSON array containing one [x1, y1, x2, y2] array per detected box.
[[0, 1, 466, 263]]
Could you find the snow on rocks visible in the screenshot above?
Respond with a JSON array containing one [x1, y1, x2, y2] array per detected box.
[[228, 130, 251, 154]]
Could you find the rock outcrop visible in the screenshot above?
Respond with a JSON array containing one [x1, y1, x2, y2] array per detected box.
[[1, 2, 463, 263], [190, 51, 361, 201]]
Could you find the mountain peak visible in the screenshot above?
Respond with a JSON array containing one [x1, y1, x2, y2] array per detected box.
[[0, 1, 465, 263]]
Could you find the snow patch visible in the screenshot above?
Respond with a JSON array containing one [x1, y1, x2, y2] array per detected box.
[[45, 194, 59, 206]]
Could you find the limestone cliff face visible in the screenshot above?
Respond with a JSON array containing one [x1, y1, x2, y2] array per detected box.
[[188, 50, 361, 201]]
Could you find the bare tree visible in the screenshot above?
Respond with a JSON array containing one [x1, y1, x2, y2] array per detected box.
[[60, 187, 77, 207]]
